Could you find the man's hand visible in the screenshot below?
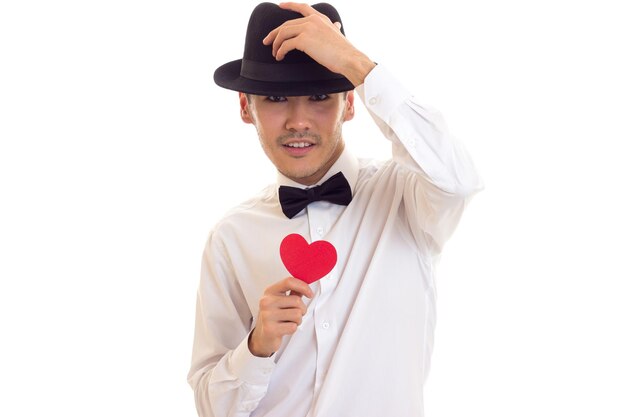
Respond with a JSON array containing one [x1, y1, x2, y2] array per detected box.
[[262, 2, 376, 86], [248, 277, 314, 357]]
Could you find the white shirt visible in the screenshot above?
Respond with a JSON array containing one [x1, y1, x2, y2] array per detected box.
[[188, 64, 482, 417]]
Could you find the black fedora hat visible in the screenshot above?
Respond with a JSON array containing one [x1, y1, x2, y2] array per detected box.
[[213, 2, 355, 96]]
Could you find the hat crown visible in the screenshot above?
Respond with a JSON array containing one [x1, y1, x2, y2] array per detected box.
[[243, 2, 345, 65]]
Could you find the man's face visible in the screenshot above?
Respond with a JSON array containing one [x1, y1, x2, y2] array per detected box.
[[239, 91, 355, 186]]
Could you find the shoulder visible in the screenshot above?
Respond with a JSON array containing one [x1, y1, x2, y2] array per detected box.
[[206, 183, 278, 245]]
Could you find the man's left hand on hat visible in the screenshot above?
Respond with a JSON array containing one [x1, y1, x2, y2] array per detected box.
[[263, 2, 376, 87]]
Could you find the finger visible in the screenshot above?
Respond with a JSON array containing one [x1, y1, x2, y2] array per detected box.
[[263, 16, 314, 45], [258, 320, 298, 340], [263, 17, 308, 46], [273, 295, 308, 314], [284, 292, 308, 316], [263, 29, 276, 46], [276, 308, 305, 325], [285, 295, 308, 315], [262, 306, 304, 323], [334, 21, 342, 30], [275, 37, 299, 61], [285, 277, 314, 298], [278, 2, 320, 17], [275, 321, 299, 336], [269, 24, 307, 57], [259, 293, 306, 314], [265, 2, 332, 45], [266, 277, 313, 298]]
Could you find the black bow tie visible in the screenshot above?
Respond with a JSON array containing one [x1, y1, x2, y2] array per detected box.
[[278, 172, 352, 219]]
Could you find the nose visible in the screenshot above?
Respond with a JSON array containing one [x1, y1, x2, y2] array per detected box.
[[285, 98, 312, 133]]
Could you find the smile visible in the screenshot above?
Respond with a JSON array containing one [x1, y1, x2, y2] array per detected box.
[[285, 142, 313, 148]]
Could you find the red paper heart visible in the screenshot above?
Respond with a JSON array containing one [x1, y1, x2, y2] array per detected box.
[[280, 233, 337, 284]]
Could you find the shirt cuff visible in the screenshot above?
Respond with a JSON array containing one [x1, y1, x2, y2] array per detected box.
[[228, 331, 276, 385], [356, 64, 412, 125]]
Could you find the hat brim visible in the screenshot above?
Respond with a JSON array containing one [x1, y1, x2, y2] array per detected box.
[[214, 59, 355, 96]]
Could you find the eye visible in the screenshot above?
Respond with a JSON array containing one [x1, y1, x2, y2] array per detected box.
[[310, 94, 330, 101], [266, 96, 287, 102]]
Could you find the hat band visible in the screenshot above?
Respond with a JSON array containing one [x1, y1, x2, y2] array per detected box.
[[241, 59, 344, 83]]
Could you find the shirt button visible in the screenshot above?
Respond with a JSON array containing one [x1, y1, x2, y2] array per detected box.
[[322, 321, 330, 330], [369, 96, 378, 105], [317, 226, 324, 236]]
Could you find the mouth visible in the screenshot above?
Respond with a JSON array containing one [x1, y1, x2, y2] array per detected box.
[[282, 141, 316, 156], [284, 142, 314, 148]]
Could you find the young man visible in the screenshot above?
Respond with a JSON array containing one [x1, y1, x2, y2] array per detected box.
[[188, 2, 482, 416]]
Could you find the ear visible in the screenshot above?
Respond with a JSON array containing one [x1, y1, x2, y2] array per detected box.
[[239, 92, 254, 124], [342, 90, 355, 122]]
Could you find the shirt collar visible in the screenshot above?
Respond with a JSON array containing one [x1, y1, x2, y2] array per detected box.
[[275, 148, 359, 193]]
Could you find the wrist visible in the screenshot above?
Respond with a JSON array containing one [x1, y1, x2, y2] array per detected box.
[[342, 51, 376, 87], [248, 329, 275, 358]]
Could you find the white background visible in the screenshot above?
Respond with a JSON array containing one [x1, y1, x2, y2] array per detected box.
[[1, 0, 625, 416]]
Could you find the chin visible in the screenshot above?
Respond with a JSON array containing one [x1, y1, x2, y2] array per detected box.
[[282, 165, 324, 183]]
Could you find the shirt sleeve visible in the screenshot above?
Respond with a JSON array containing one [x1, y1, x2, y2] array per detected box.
[[356, 64, 483, 254], [187, 231, 275, 417]]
